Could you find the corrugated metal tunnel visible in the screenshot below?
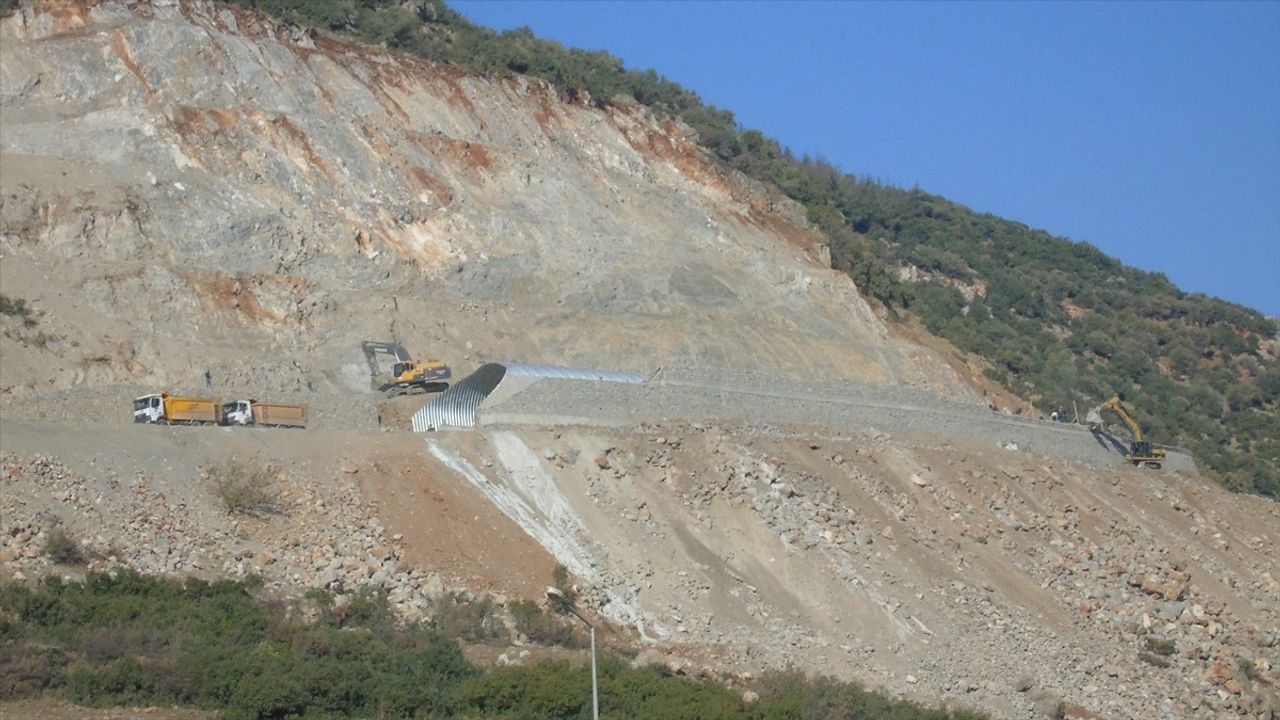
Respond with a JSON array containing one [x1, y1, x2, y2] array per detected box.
[[411, 362, 647, 431]]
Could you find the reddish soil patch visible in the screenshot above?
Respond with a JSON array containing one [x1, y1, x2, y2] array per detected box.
[[610, 109, 735, 198], [731, 204, 827, 258], [185, 271, 309, 327], [406, 130, 494, 174], [91, 336, 147, 379], [887, 315, 1034, 415], [529, 84, 561, 135], [272, 114, 334, 180], [109, 28, 151, 92], [436, 73, 479, 117], [34, 0, 93, 34], [357, 447, 558, 599], [172, 106, 241, 137], [409, 166, 453, 206]]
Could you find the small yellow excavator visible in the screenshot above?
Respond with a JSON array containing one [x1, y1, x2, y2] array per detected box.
[[362, 341, 451, 397], [1087, 394, 1166, 469]]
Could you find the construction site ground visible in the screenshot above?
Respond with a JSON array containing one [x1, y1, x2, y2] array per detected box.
[[3, 384, 1277, 720]]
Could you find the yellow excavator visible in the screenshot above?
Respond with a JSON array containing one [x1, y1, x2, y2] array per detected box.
[[362, 341, 451, 397], [1086, 394, 1166, 469]]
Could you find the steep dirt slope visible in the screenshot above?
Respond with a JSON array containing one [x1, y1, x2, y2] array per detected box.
[[1, 0, 965, 398], [419, 425, 1278, 720]]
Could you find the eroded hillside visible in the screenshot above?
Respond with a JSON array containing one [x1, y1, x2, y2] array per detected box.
[[1, 0, 968, 397]]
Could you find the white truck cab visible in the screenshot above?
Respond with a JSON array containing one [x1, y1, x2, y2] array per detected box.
[[221, 400, 254, 426], [133, 394, 164, 424]]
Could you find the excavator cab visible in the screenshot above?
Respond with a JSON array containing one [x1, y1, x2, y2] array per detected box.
[[1130, 440, 1155, 458]]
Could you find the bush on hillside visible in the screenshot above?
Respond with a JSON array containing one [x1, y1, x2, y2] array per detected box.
[[206, 459, 282, 517], [43, 528, 87, 565]]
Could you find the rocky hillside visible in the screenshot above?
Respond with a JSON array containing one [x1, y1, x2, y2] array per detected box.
[[0, 0, 968, 400], [2, 4, 1278, 720], [199, 0, 1278, 495]]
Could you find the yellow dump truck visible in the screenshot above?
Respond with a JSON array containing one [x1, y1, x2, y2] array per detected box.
[[133, 393, 221, 425], [220, 400, 308, 428]]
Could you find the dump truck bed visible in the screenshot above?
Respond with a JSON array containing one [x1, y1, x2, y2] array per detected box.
[[164, 396, 220, 424], [252, 403, 307, 428]]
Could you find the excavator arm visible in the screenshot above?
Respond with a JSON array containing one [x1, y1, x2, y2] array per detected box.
[[1101, 397, 1146, 443], [362, 341, 450, 396], [1087, 394, 1165, 469]]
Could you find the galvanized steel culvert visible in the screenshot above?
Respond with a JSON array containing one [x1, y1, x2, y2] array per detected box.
[[411, 362, 646, 431]]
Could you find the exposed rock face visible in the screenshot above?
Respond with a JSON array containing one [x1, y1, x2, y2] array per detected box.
[[1, 1, 966, 397]]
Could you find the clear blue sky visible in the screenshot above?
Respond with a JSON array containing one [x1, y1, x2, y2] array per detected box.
[[452, 1, 1280, 316]]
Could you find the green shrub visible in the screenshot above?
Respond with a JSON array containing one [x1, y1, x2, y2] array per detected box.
[[206, 460, 281, 517], [0, 293, 37, 327], [1139, 652, 1171, 669], [0, 293, 31, 317], [329, 588, 396, 632], [432, 592, 506, 642], [43, 528, 87, 565], [0, 643, 69, 699], [510, 599, 583, 648]]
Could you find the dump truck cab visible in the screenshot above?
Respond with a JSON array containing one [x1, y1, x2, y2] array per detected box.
[[133, 393, 165, 423], [221, 400, 254, 426], [218, 399, 307, 428]]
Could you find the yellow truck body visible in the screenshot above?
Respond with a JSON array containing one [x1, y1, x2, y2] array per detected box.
[[252, 402, 307, 428], [134, 393, 220, 424], [164, 395, 220, 424]]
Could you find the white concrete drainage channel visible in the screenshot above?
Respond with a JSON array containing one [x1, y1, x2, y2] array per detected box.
[[411, 362, 646, 431]]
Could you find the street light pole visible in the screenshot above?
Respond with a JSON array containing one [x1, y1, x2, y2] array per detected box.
[[588, 622, 599, 720], [547, 586, 599, 720]]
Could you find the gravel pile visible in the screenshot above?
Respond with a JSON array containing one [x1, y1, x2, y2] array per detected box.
[[0, 452, 458, 622]]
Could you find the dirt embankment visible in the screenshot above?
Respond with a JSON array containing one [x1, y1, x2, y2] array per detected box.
[[421, 424, 1277, 720], [7, 410, 1271, 720]]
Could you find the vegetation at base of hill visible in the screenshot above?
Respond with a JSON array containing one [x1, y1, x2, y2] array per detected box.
[[10, 0, 1271, 494], [0, 571, 987, 719], [214, 0, 1277, 496]]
